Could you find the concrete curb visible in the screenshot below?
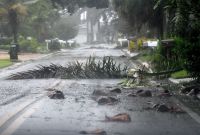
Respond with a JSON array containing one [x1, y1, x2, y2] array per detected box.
[[169, 78, 194, 84], [172, 97, 200, 124]]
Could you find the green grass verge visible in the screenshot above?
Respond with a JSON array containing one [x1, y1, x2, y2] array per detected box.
[[139, 55, 152, 62], [0, 45, 10, 50], [0, 59, 12, 69], [171, 70, 190, 79]]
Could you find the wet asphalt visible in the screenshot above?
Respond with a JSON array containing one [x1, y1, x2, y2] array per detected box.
[[0, 44, 200, 135]]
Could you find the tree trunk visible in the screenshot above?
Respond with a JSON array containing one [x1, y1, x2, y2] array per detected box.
[[87, 19, 89, 42], [158, 23, 164, 39], [13, 31, 18, 43], [90, 20, 94, 42], [97, 20, 100, 32], [8, 9, 19, 59], [157, 10, 165, 39]]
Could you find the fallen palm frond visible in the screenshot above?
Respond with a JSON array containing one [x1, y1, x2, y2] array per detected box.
[[7, 56, 128, 80]]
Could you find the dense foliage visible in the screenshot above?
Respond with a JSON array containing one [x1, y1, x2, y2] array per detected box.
[[21, 0, 59, 42], [174, 37, 200, 81], [51, 0, 109, 13], [0, 0, 80, 53], [53, 16, 79, 41], [155, 0, 200, 81], [18, 37, 45, 53], [113, 0, 200, 81], [48, 39, 61, 51]]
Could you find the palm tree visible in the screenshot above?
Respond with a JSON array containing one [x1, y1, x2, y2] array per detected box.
[[0, 1, 27, 59]]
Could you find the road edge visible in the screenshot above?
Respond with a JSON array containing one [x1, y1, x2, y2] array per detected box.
[[123, 48, 200, 124]]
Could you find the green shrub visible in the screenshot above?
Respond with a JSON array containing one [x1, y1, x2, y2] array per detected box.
[[19, 37, 43, 53], [174, 37, 200, 81], [136, 48, 154, 61], [184, 43, 200, 80], [149, 38, 200, 81], [137, 39, 143, 50], [0, 45, 10, 50], [151, 40, 183, 73], [48, 39, 61, 51], [0, 38, 12, 45], [128, 40, 135, 52], [64, 42, 79, 49], [36, 45, 48, 53]]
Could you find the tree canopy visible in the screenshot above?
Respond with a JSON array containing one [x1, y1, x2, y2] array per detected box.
[[155, 0, 200, 80], [112, 0, 164, 38], [51, 0, 109, 13], [155, 0, 200, 42], [0, 0, 27, 44]]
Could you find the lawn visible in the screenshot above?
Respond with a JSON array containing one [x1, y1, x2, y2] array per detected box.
[[0, 59, 12, 69], [171, 70, 190, 79]]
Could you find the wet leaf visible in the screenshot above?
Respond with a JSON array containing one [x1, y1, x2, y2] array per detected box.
[[47, 90, 65, 99], [105, 113, 131, 122], [79, 129, 107, 135]]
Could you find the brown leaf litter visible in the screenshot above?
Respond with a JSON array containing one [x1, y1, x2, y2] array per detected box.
[[47, 90, 65, 99], [105, 113, 131, 122], [79, 129, 107, 135]]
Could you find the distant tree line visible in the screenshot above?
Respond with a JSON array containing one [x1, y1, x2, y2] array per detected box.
[[51, 0, 109, 13]]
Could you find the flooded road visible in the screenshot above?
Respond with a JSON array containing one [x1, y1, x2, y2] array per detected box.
[[0, 44, 200, 135]]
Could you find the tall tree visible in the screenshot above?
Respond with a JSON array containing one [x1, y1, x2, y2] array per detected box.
[[112, 0, 164, 38], [27, 0, 59, 41], [0, 0, 27, 44]]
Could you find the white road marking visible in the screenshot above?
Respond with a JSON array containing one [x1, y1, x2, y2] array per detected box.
[[0, 98, 40, 128], [0, 100, 43, 135], [0, 80, 63, 135]]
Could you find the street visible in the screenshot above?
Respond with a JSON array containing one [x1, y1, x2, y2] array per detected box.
[[0, 44, 200, 135]]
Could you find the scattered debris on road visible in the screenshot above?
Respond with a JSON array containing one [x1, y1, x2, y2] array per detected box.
[[180, 85, 200, 97], [97, 96, 118, 105], [46, 88, 56, 91], [105, 113, 131, 122], [137, 90, 152, 97], [158, 90, 172, 97], [79, 129, 107, 135], [156, 104, 170, 112], [127, 89, 153, 97], [127, 93, 137, 97], [47, 90, 65, 99], [153, 103, 185, 113], [92, 90, 108, 96], [110, 88, 121, 93], [91, 89, 119, 105]]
